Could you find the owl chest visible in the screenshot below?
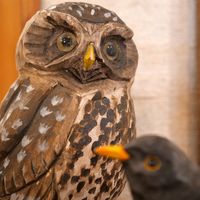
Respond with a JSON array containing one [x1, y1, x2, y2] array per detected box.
[[61, 90, 135, 199], [68, 89, 134, 157]]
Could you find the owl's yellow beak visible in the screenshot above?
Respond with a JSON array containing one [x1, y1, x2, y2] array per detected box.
[[94, 145, 130, 161], [83, 43, 96, 71]]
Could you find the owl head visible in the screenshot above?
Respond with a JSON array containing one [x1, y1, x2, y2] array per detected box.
[[16, 2, 138, 84]]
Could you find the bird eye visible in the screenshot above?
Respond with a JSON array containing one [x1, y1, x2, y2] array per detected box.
[[103, 41, 119, 61], [143, 155, 162, 172], [57, 32, 77, 52]]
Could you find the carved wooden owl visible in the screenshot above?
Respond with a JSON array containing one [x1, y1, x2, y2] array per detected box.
[[0, 2, 138, 200]]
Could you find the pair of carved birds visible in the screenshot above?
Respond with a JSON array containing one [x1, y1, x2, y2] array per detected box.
[[95, 135, 200, 200], [0, 2, 138, 200]]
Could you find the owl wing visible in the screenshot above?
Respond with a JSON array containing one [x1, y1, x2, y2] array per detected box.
[[0, 79, 79, 196], [0, 78, 51, 161]]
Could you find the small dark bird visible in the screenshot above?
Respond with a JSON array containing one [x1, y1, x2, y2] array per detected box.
[[95, 135, 200, 200]]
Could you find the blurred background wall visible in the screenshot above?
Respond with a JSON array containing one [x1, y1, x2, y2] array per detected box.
[[0, 0, 198, 199], [0, 0, 40, 100]]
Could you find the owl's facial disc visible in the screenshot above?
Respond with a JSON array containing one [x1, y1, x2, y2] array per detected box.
[[63, 36, 129, 84], [51, 21, 132, 83]]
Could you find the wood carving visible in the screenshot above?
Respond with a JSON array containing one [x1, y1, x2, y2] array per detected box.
[[0, 2, 138, 199]]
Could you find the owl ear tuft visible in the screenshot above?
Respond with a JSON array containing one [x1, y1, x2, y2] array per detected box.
[[101, 23, 134, 41], [46, 15, 58, 26], [16, 10, 55, 69]]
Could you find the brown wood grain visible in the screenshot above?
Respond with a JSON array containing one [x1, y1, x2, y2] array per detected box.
[[0, 0, 40, 101], [196, 0, 200, 164]]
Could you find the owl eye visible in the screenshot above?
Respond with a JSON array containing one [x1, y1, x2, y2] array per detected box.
[[103, 40, 120, 61], [143, 155, 162, 172], [57, 32, 77, 52]]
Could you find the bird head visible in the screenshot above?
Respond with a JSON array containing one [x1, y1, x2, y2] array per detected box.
[[16, 2, 138, 85], [95, 135, 197, 199]]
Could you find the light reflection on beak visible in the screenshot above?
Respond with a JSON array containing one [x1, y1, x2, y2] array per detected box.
[[83, 43, 96, 71]]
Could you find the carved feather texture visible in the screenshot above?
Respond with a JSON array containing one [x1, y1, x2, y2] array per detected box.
[[0, 2, 138, 199]]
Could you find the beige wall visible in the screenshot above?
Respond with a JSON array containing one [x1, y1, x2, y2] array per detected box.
[[42, 0, 197, 199]]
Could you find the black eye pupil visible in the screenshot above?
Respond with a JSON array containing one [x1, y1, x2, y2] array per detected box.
[[61, 36, 73, 47], [148, 159, 157, 167], [106, 44, 117, 57]]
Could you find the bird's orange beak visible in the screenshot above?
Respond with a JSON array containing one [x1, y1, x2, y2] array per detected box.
[[83, 43, 96, 71], [94, 145, 130, 161]]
